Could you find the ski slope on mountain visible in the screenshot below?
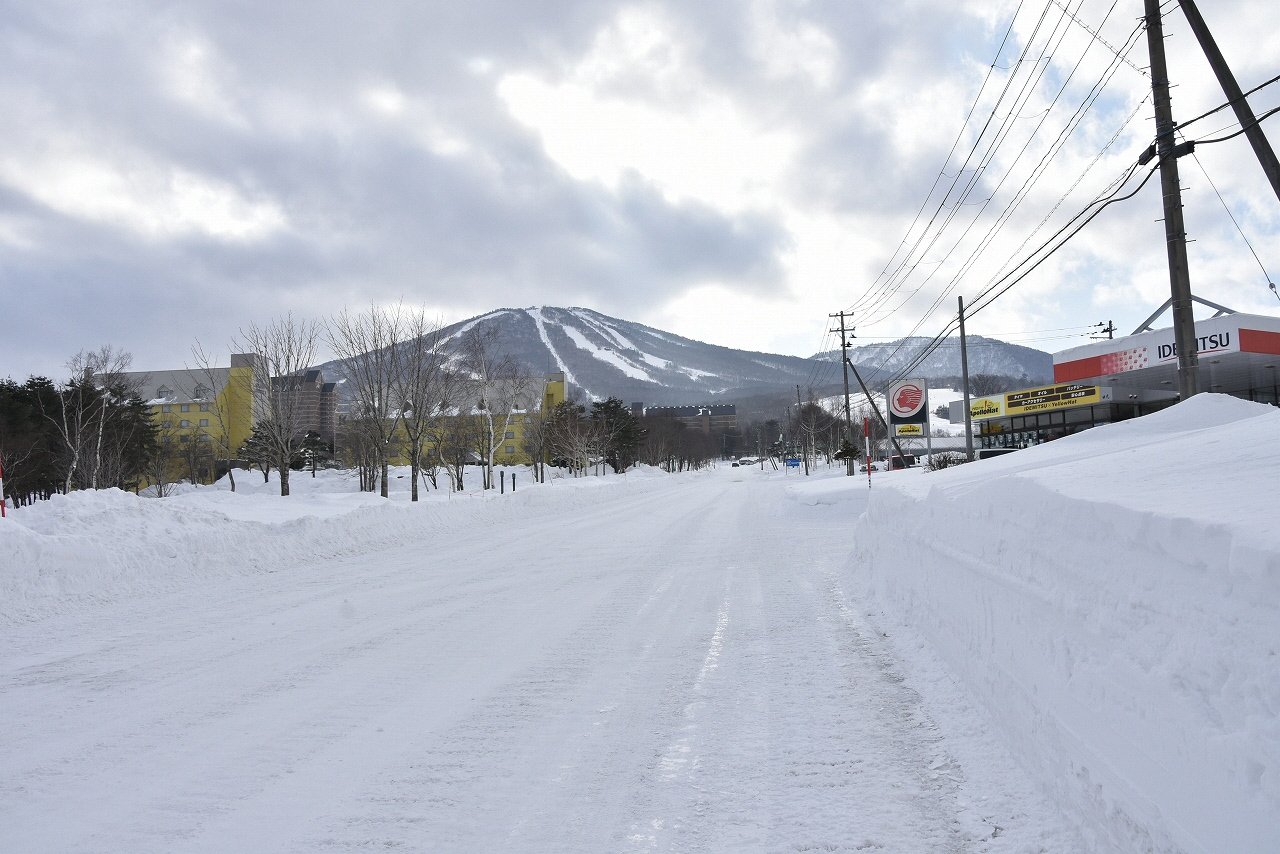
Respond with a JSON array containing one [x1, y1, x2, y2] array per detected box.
[[312, 306, 1055, 407]]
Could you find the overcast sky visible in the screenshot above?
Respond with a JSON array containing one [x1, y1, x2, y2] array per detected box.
[[3, 0, 1279, 378]]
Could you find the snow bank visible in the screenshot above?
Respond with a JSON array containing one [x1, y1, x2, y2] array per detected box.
[[0, 464, 679, 624], [847, 395, 1280, 853]]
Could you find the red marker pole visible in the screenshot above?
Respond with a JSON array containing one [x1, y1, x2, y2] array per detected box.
[[863, 417, 872, 490], [0, 457, 6, 517]]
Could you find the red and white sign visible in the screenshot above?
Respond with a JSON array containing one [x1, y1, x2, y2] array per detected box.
[[889, 380, 926, 418], [1053, 313, 1280, 384]]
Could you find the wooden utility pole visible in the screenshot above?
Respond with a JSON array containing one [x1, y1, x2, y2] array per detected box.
[[830, 311, 855, 475], [796, 385, 809, 475], [844, 357, 907, 464], [1178, 0, 1280, 204], [1145, 0, 1201, 399], [958, 295, 974, 461]]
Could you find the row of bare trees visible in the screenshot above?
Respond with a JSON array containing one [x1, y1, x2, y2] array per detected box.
[[326, 305, 533, 499]]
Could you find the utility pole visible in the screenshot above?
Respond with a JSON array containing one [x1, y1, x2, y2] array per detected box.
[[1178, 0, 1280, 204], [1146, 0, 1201, 399], [830, 311, 855, 475], [844, 356, 907, 464], [796, 385, 809, 476], [958, 295, 974, 461]]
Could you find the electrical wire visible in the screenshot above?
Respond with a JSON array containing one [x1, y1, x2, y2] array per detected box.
[[1192, 106, 1280, 146], [1186, 148, 1275, 291], [847, 0, 1064, 320], [1047, 0, 1148, 76], [850, 3, 1145, 336], [875, 160, 1159, 389], [1176, 72, 1280, 132], [850, 12, 1148, 381]]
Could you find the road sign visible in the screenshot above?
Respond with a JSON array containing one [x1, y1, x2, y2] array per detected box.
[[785, 458, 801, 468]]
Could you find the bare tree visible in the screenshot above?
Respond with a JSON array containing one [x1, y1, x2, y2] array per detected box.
[[328, 304, 406, 498], [458, 322, 532, 489], [39, 346, 137, 492], [438, 412, 481, 492], [393, 308, 456, 501], [235, 315, 322, 497], [186, 343, 238, 491], [520, 407, 549, 483], [147, 419, 180, 498], [970, 373, 1013, 397]]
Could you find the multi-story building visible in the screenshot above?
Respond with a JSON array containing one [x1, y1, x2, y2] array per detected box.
[[125, 354, 339, 478], [638, 403, 736, 433], [124, 354, 263, 463]]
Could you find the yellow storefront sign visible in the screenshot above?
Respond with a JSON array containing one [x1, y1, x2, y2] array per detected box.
[[1004, 383, 1100, 415], [969, 396, 1005, 419], [893, 423, 923, 436]]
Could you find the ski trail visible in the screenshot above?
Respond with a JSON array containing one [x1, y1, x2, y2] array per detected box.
[[525, 306, 581, 391]]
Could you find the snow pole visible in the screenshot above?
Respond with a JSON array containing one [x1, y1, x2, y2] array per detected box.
[[864, 417, 872, 491], [0, 457, 5, 516]]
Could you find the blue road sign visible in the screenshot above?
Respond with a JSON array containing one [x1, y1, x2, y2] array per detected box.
[[785, 458, 801, 468]]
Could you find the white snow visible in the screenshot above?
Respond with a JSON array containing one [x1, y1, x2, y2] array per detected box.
[[559, 324, 656, 382], [568, 307, 641, 353], [524, 306, 581, 389], [2, 394, 1277, 852], [797, 393, 1280, 853]]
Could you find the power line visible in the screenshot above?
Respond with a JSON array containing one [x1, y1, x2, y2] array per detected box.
[[850, 13, 1148, 379], [1047, 0, 1148, 76], [1186, 148, 1275, 291], [850, 2, 1145, 337], [878, 161, 1160, 389], [1192, 106, 1280, 146], [847, 0, 1066, 320], [1176, 72, 1280, 132]]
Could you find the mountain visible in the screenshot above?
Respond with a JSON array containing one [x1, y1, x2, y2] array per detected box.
[[813, 336, 1054, 385], [315, 307, 1054, 411]]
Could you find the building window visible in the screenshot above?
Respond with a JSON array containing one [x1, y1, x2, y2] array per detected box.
[[505, 445, 515, 454], [180, 420, 190, 427], [200, 433, 211, 441], [179, 435, 190, 443], [505, 431, 515, 439], [199, 404, 209, 412], [161, 421, 171, 428], [161, 405, 171, 413], [161, 436, 171, 444], [194, 385, 210, 399], [181, 404, 190, 412], [157, 385, 173, 398], [199, 419, 209, 427]]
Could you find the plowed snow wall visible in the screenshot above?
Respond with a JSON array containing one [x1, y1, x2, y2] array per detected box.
[[851, 477, 1280, 854]]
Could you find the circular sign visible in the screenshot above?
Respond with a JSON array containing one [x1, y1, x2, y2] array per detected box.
[[891, 382, 925, 417]]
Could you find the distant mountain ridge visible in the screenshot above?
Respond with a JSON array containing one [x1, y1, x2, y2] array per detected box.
[[813, 336, 1053, 385], [315, 307, 1053, 405]]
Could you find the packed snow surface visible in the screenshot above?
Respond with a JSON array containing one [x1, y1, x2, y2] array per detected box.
[[2, 394, 1277, 852]]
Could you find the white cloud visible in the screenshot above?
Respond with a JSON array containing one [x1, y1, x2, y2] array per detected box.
[[0, 147, 286, 241], [497, 7, 797, 215]]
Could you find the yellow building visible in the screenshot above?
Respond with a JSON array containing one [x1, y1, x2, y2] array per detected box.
[[123, 354, 265, 481]]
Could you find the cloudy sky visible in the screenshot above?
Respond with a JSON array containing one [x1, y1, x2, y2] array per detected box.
[[3, 0, 1279, 378]]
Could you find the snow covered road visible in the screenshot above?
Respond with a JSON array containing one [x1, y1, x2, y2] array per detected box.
[[1, 471, 1080, 852]]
